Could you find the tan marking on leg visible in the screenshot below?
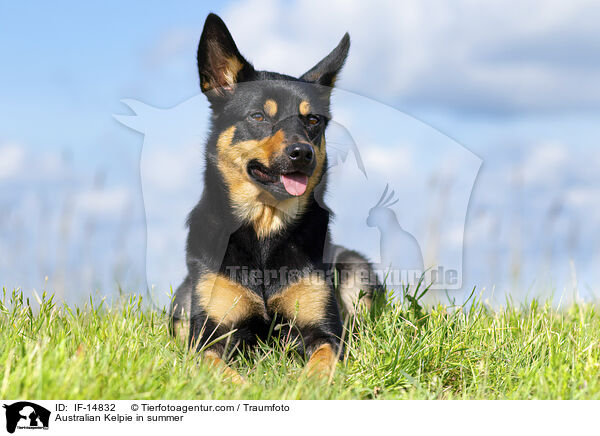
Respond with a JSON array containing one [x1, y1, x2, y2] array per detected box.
[[267, 274, 330, 326], [264, 99, 278, 117], [195, 273, 267, 326], [204, 350, 247, 385], [305, 343, 338, 380], [299, 100, 311, 116]]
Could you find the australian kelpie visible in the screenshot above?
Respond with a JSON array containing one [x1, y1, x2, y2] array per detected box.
[[170, 13, 380, 382]]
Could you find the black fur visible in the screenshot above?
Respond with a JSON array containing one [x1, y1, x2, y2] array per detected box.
[[169, 13, 380, 363]]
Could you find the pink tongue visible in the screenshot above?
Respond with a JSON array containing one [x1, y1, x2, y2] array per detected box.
[[281, 173, 308, 196]]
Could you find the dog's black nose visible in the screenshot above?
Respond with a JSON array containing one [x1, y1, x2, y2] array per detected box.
[[286, 143, 314, 163]]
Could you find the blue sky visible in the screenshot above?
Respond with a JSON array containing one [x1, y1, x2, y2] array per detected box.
[[1, 1, 599, 305]]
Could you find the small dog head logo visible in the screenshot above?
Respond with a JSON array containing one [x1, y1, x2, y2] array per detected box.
[[3, 402, 50, 433]]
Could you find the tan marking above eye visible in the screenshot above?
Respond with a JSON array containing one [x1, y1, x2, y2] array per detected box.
[[264, 99, 278, 117], [299, 100, 311, 116]]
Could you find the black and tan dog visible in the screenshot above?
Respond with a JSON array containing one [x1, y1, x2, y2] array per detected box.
[[170, 13, 380, 382]]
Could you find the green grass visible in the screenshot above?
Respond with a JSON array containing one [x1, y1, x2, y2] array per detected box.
[[1, 287, 599, 399]]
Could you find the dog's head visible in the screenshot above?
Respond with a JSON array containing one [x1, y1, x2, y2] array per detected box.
[[198, 13, 349, 220]]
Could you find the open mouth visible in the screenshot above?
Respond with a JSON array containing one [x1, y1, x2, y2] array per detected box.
[[247, 161, 309, 197]]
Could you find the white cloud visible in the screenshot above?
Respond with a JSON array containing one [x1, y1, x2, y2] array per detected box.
[[132, 4, 600, 295], [219, 0, 600, 113], [146, 28, 198, 67], [142, 145, 200, 191], [76, 187, 129, 217], [0, 142, 26, 180], [521, 141, 569, 185], [565, 187, 600, 208], [362, 145, 413, 174]]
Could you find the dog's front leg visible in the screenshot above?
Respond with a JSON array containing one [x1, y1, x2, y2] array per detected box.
[[304, 343, 339, 380], [188, 311, 247, 384], [267, 273, 344, 381], [203, 349, 247, 385], [190, 272, 268, 384]]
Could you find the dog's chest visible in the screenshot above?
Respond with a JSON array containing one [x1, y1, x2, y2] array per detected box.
[[217, 225, 320, 297]]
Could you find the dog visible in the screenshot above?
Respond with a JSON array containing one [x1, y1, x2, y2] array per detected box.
[[170, 13, 381, 382]]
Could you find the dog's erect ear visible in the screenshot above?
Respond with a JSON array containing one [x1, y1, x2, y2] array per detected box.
[[197, 13, 255, 96], [300, 33, 350, 88]]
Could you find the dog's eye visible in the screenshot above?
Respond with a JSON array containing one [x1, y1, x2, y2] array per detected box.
[[250, 112, 265, 122], [306, 115, 320, 126]]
